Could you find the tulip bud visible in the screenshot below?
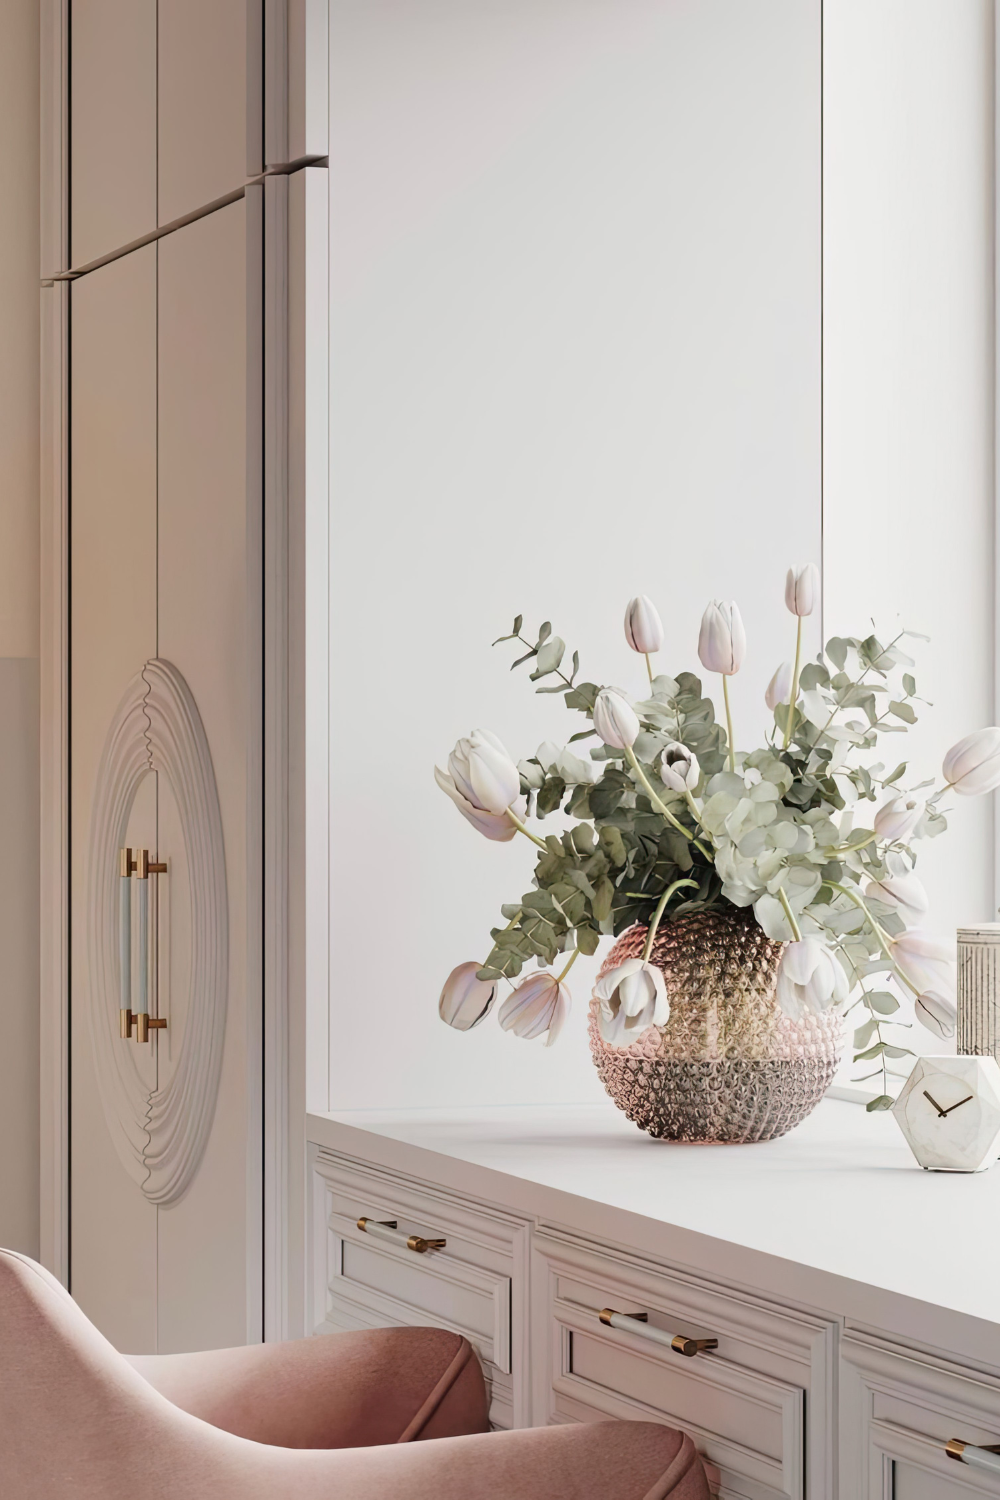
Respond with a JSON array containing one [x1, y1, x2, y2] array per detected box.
[[447, 728, 521, 815], [765, 661, 794, 711], [624, 595, 664, 655], [914, 990, 957, 1040], [942, 727, 1000, 796], [435, 749, 526, 841], [498, 971, 570, 1046], [593, 689, 640, 750], [658, 741, 699, 793], [438, 962, 498, 1031], [891, 930, 955, 996], [864, 872, 929, 927], [784, 562, 820, 618], [697, 600, 746, 675], [873, 795, 924, 843], [775, 937, 849, 1019], [595, 958, 669, 1046]]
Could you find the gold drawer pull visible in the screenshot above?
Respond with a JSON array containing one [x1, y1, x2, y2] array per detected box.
[[947, 1441, 1000, 1475], [356, 1217, 447, 1254], [598, 1307, 717, 1358]]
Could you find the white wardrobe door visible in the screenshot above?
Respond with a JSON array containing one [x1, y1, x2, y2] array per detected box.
[[70, 244, 158, 1349], [158, 0, 249, 226], [155, 198, 261, 1350], [70, 0, 157, 267]]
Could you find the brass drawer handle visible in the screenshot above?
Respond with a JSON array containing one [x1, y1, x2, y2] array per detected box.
[[947, 1441, 1000, 1474], [598, 1307, 717, 1358], [357, 1217, 446, 1254]]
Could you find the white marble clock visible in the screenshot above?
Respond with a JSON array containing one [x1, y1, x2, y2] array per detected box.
[[893, 1055, 1000, 1172]]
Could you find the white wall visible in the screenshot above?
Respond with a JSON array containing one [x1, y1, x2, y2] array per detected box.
[[824, 4, 995, 978], [327, 0, 822, 1110], [0, 0, 39, 1253]]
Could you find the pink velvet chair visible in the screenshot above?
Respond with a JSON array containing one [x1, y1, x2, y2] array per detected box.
[[0, 1249, 710, 1500]]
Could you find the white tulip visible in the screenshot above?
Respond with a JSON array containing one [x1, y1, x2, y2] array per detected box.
[[434, 766, 525, 841], [697, 600, 746, 675], [624, 595, 664, 655], [873, 795, 924, 843], [864, 872, 929, 927], [914, 989, 957, 1040], [595, 958, 669, 1046], [593, 689, 640, 750], [498, 972, 570, 1046], [658, 742, 700, 793], [438, 962, 498, 1031], [784, 562, 820, 618], [943, 727, 1000, 796], [891, 930, 955, 996], [765, 661, 794, 711], [775, 937, 849, 1019], [447, 728, 521, 815]]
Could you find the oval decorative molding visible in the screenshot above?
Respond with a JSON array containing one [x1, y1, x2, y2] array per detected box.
[[86, 659, 228, 1205]]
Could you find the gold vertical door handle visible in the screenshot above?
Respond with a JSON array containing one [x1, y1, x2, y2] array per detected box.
[[119, 848, 167, 1042]]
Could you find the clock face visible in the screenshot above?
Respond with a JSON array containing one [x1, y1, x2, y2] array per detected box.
[[893, 1056, 1000, 1173]]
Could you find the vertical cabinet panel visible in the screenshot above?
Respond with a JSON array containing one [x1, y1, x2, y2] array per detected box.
[[158, 0, 249, 225], [155, 199, 260, 1350], [70, 246, 158, 1348], [70, 0, 157, 266]]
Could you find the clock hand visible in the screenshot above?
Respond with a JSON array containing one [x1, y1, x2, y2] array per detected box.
[[922, 1089, 948, 1118], [940, 1094, 975, 1116]]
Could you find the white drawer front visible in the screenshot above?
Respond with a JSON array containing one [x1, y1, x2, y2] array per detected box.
[[310, 1148, 531, 1429], [842, 1333, 1000, 1500], [534, 1229, 837, 1500]]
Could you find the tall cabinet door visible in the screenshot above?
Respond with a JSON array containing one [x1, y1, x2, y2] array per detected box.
[[69, 201, 262, 1352]]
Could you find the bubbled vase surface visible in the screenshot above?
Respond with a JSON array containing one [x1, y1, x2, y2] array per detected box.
[[588, 906, 844, 1143]]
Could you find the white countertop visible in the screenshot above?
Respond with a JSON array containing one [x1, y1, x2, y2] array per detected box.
[[308, 1096, 1000, 1366]]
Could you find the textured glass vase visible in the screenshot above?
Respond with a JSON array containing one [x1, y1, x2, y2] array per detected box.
[[588, 906, 844, 1143]]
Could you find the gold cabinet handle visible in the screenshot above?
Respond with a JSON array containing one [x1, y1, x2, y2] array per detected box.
[[597, 1307, 717, 1358], [356, 1217, 446, 1254], [118, 847, 167, 1043], [947, 1441, 1000, 1474]]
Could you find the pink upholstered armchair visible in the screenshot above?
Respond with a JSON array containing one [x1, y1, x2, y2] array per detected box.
[[0, 1249, 710, 1499]]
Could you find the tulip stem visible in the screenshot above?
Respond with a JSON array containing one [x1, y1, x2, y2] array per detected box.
[[783, 618, 803, 749], [644, 653, 654, 686], [556, 947, 580, 983], [722, 675, 736, 772], [828, 882, 921, 997], [623, 746, 713, 861], [641, 879, 699, 961], [505, 807, 549, 850], [777, 886, 803, 943], [829, 830, 879, 857]]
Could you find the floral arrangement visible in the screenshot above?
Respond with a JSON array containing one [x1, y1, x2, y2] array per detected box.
[[436, 568, 1000, 1109]]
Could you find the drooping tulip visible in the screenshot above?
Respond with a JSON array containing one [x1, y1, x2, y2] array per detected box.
[[624, 595, 664, 655], [697, 601, 746, 675], [873, 795, 924, 843], [942, 727, 1000, 796], [864, 872, 929, 927], [658, 742, 700, 793], [596, 958, 669, 1046], [498, 972, 570, 1046], [891, 930, 955, 996], [765, 661, 794, 711], [447, 729, 521, 815], [593, 689, 640, 750], [914, 990, 957, 1040], [775, 937, 849, 1019], [434, 766, 524, 839], [784, 562, 820, 617], [438, 963, 498, 1031]]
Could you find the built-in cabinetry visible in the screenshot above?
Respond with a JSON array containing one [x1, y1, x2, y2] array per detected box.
[[308, 1102, 1000, 1499]]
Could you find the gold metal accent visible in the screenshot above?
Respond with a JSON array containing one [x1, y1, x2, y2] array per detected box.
[[120, 1008, 133, 1039], [599, 1308, 648, 1326], [132, 1013, 166, 1043], [406, 1234, 447, 1254], [119, 847, 168, 878], [947, 1441, 967, 1462], [119, 848, 132, 878], [671, 1334, 719, 1357]]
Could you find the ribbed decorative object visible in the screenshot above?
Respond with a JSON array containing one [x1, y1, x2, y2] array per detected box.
[[588, 907, 844, 1143], [957, 925, 1000, 1065]]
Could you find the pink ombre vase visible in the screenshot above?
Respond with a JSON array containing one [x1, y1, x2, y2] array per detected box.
[[588, 906, 844, 1143]]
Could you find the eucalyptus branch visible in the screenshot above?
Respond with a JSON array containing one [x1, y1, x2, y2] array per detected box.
[[828, 882, 920, 998]]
